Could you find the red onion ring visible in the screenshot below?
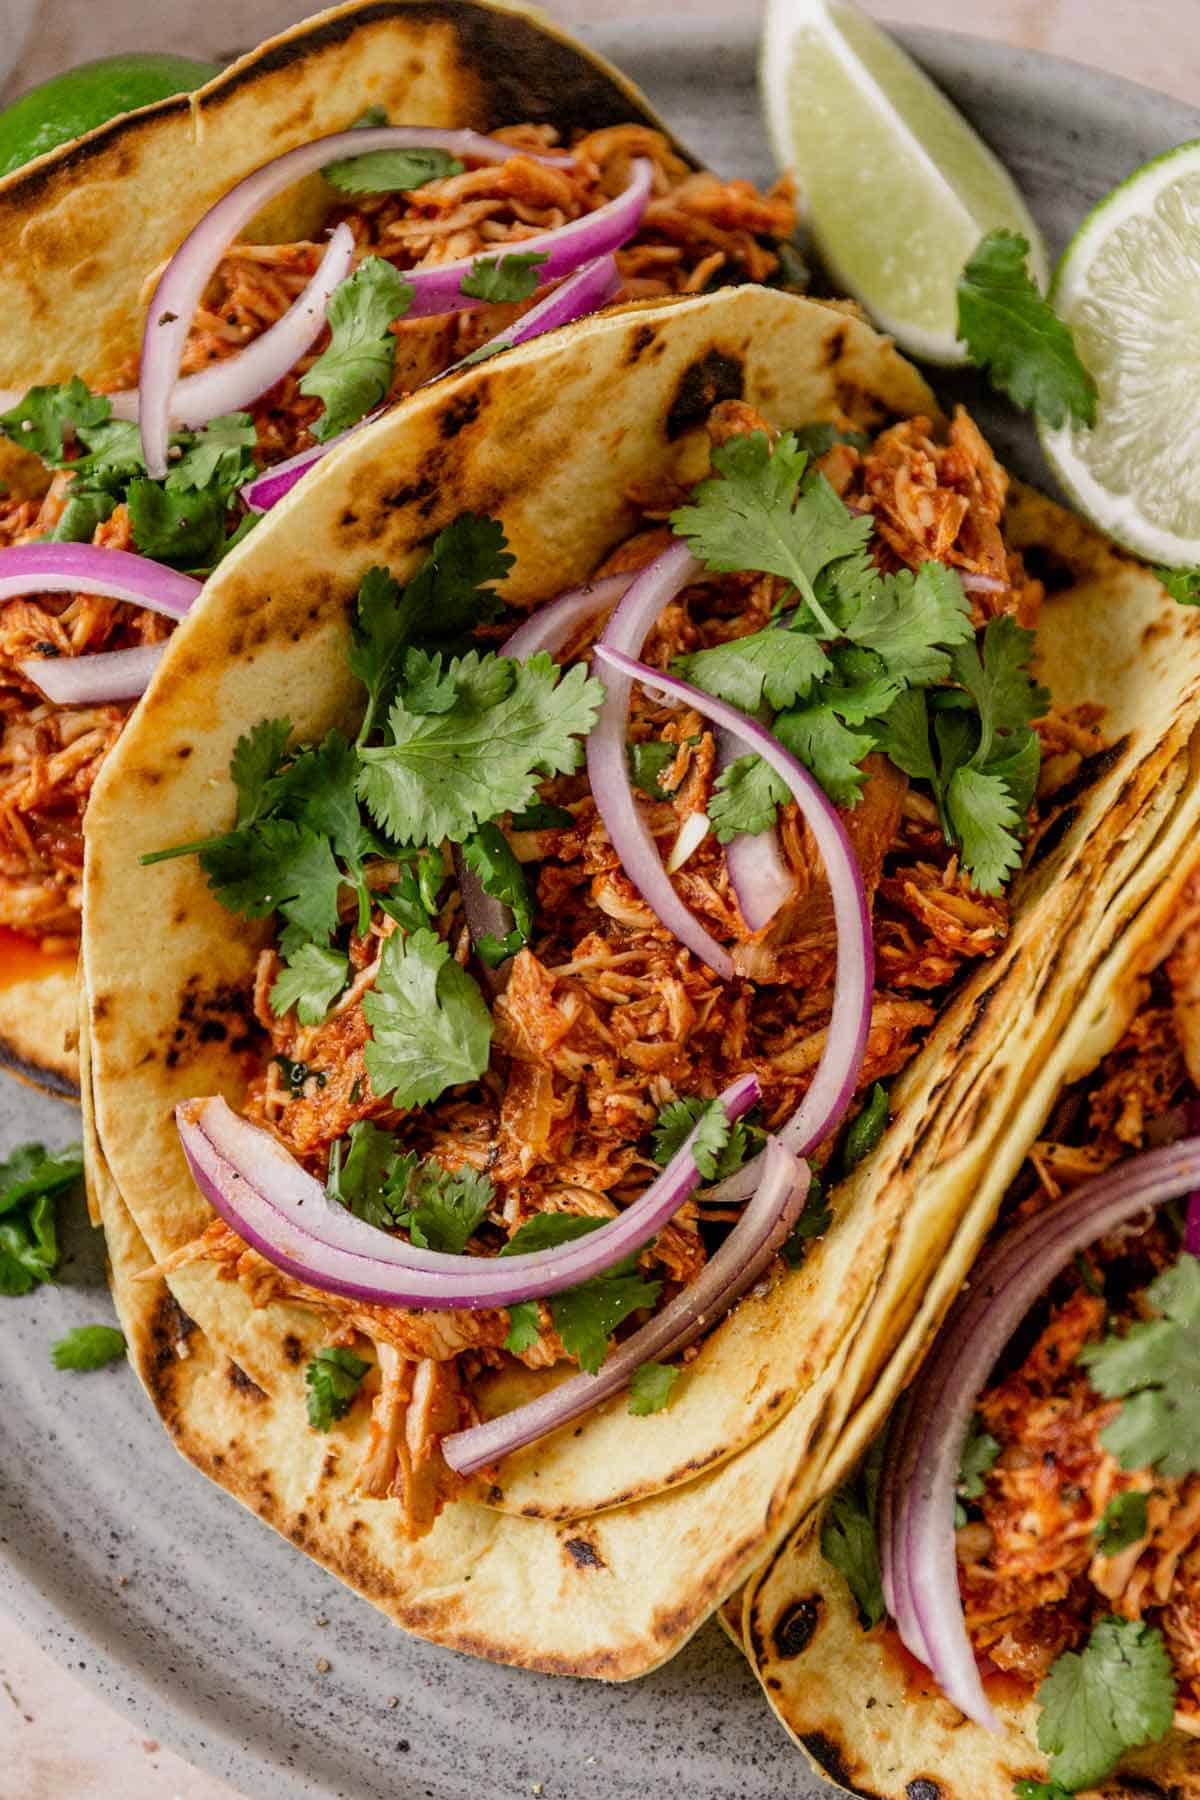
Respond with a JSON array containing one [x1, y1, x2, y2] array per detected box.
[[139, 128, 643, 476], [595, 645, 873, 1194], [239, 253, 623, 514], [959, 571, 1010, 596], [586, 542, 734, 973], [176, 1074, 758, 1309], [0, 543, 202, 619], [105, 225, 355, 430], [442, 1134, 811, 1476], [19, 642, 166, 705], [716, 727, 795, 931], [883, 1137, 1200, 1730]]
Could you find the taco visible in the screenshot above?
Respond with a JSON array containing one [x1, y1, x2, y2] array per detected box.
[[744, 811, 1200, 1790], [80, 283, 1200, 1591], [0, 0, 796, 1094]]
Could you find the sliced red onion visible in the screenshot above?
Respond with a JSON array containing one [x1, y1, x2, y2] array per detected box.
[[0, 543, 203, 619], [138, 128, 640, 476], [959, 571, 1009, 596], [443, 1134, 811, 1477], [716, 727, 794, 931], [586, 542, 735, 973], [106, 225, 354, 432], [239, 253, 623, 514], [883, 1137, 1200, 1731], [501, 570, 633, 662], [176, 1074, 758, 1309], [18, 641, 166, 705], [595, 645, 873, 1192]]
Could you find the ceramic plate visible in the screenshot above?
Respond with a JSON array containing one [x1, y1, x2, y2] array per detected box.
[[2, 18, 1198, 1799]]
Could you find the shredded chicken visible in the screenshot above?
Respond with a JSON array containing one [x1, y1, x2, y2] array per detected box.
[[957, 922, 1200, 1721]]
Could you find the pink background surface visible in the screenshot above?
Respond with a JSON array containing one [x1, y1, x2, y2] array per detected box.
[[1, 1, 1198, 1794]]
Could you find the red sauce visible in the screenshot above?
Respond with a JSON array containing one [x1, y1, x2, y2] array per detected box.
[[0, 926, 76, 990], [878, 1629, 1032, 1709]]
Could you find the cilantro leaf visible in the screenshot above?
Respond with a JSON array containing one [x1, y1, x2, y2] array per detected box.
[[1094, 1490, 1149, 1556], [0, 378, 110, 465], [789, 421, 870, 458], [875, 687, 937, 784], [1157, 565, 1200, 606], [267, 729, 372, 928], [670, 431, 873, 631], [839, 1083, 888, 1175], [1082, 1252, 1200, 1477], [300, 257, 414, 441], [305, 1346, 370, 1430], [49, 479, 123, 543], [550, 1258, 661, 1375], [51, 1323, 126, 1370], [504, 1299, 541, 1355], [955, 1413, 1000, 1525], [393, 1162, 494, 1254], [780, 1175, 832, 1266], [231, 718, 292, 826], [358, 652, 603, 846], [377, 864, 437, 934], [362, 927, 492, 1109], [348, 519, 514, 738], [126, 475, 230, 568], [270, 942, 350, 1024], [672, 626, 831, 712], [326, 1121, 418, 1232], [628, 739, 679, 798], [774, 703, 877, 806], [501, 1213, 603, 1256], [166, 412, 256, 493], [324, 144, 464, 195], [950, 616, 1049, 766], [958, 230, 1097, 429], [0, 1141, 83, 1297], [821, 1471, 885, 1628], [200, 819, 343, 944], [1036, 1617, 1175, 1788], [708, 753, 789, 842], [845, 561, 974, 684], [649, 1095, 756, 1182], [461, 821, 533, 965], [628, 1361, 679, 1416], [946, 765, 1025, 894], [510, 801, 573, 831], [460, 251, 548, 303]]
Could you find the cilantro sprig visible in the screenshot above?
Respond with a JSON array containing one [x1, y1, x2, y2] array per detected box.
[[362, 928, 493, 1109], [51, 1324, 126, 1370], [650, 1095, 762, 1182], [1081, 1251, 1200, 1476], [500, 1213, 661, 1373], [957, 231, 1097, 428], [460, 251, 548, 304], [820, 1437, 886, 1628], [305, 1346, 370, 1430], [0, 1140, 84, 1296], [1093, 1490, 1149, 1556], [300, 257, 414, 441], [1036, 1616, 1175, 1789]]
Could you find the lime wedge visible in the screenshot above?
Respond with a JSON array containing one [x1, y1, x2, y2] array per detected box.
[[759, 0, 1046, 363], [1039, 142, 1200, 565], [0, 53, 220, 181]]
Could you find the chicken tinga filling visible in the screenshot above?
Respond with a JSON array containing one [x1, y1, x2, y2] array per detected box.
[[0, 121, 795, 950], [819, 868, 1200, 1794], [147, 398, 1088, 1540]]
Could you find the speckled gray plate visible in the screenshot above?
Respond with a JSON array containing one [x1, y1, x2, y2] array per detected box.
[[2, 19, 1198, 1800]]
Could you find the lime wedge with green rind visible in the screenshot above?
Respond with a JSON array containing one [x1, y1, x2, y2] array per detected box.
[[759, 0, 1046, 364], [0, 53, 220, 180], [1039, 140, 1200, 566]]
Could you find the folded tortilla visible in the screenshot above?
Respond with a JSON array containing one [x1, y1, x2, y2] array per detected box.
[[81, 281, 1200, 1580]]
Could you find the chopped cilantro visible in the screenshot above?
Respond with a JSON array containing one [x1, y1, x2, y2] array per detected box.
[[361, 927, 492, 1109], [773, 701, 877, 807], [503, 1298, 541, 1355], [650, 1095, 760, 1182], [166, 411, 256, 493], [0, 377, 109, 464], [377, 866, 435, 934], [628, 738, 680, 798], [231, 717, 293, 825], [780, 1175, 832, 1266], [955, 1414, 1000, 1525], [50, 479, 123, 543], [957, 230, 1097, 429], [459, 250, 548, 303], [300, 257, 414, 441], [789, 421, 870, 458], [324, 144, 464, 195], [708, 753, 788, 842], [461, 822, 533, 965], [200, 817, 343, 942], [551, 1256, 660, 1375], [1081, 1252, 1200, 1476], [820, 1437, 886, 1628], [0, 1141, 84, 1296], [628, 1361, 679, 1416], [269, 942, 350, 1024], [357, 650, 603, 846], [1094, 1490, 1149, 1556], [51, 1323, 126, 1370], [1036, 1616, 1175, 1788], [273, 1056, 326, 1097], [839, 1084, 888, 1175], [501, 1213, 603, 1255], [326, 1121, 418, 1231], [126, 475, 231, 567], [510, 801, 573, 830], [1156, 565, 1200, 605], [392, 1162, 494, 1254], [305, 1346, 370, 1430]]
